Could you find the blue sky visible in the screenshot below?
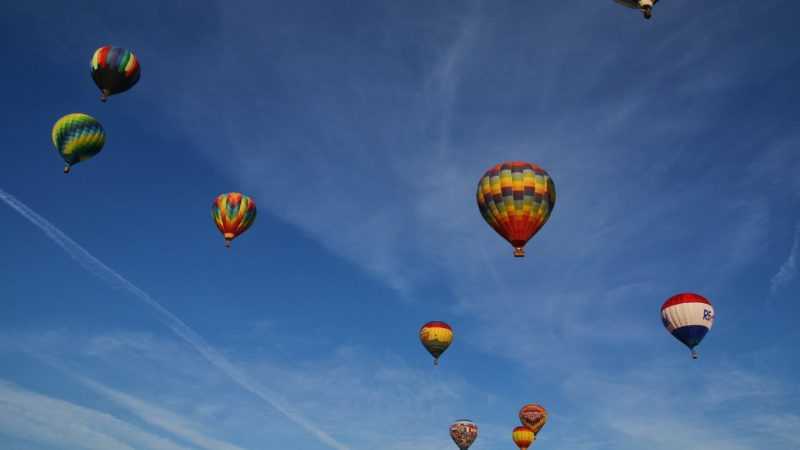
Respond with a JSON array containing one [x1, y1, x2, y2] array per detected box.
[[1, 1, 799, 449]]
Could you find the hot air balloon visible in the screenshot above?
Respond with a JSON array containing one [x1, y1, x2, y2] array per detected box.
[[476, 161, 556, 257], [450, 420, 478, 450], [91, 46, 141, 102], [512, 426, 536, 450], [615, 0, 659, 20], [519, 404, 548, 435], [661, 292, 714, 359], [212, 193, 257, 247], [419, 321, 453, 366], [51, 113, 105, 174]]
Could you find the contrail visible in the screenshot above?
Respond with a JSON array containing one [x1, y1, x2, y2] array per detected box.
[[0, 188, 350, 450]]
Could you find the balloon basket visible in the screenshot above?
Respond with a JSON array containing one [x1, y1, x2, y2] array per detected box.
[[63, 165, 70, 174], [513, 247, 525, 257]]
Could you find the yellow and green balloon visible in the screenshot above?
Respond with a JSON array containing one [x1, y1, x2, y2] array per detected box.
[[51, 113, 105, 174]]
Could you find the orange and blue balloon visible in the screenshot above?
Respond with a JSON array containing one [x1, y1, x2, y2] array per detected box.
[[51, 113, 105, 174], [419, 321, 453, 366], [450, 419, 478, 450], [91, 46, 141, 102], [661, 292, 714, 359], [477, 161, 556, 257], [212, 193, 257, 247]]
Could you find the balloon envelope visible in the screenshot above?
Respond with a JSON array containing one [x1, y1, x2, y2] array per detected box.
[[450, 420, 478, 450], [91, 46, 141, 102], [519, 404, 548, 434], [661, 293, 714, 358], [419, 321, 453, 365], [512, 426, 535, 450], [476, 162, 555, 257], [212, 193, 257, 247], [51, 113, 105, 173]]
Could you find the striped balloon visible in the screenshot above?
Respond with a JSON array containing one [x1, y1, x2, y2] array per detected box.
[[477, 161, 556, 257], [212, 193, 257, 248], [419, 321, 453, 366], [51, 113, 105, 174], [661, 293, 715, 359], [91, 46, 141, 102], [512, 426, 535, 450], [519, 404, 548, 434], [449, 420, 478, 450]]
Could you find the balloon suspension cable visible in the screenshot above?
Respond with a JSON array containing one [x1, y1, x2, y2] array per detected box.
[[513, 247, 525, 258], [63, 165, 70, 174], [691, 349, 699, 360], [434, 357, 439, 367], [100, 89, 110, 102]]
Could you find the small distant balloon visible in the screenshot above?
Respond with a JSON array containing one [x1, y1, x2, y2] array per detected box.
[[419, 321, 453, 366], [512, 426, 536, 450], [212, 193, 257, 247], [51, 113, 105, 174], [476, 161, 556, 257], [450, 419, 478, 450], [519, 404, 548, 434], [661, 292, 715, 359], [614, 0, 659, 20], [91, 46, 141, 102]]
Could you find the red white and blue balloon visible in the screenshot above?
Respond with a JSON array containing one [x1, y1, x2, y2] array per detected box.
[[660, 293, 715, 359]]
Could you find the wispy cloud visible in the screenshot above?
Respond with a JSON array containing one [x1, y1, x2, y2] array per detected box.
[[559, 362, 796, 450], [426, 0, 483, 158], [0, 188, 350, 450], [75, 375, 249, 450], [752, 413, 800, 447], [1, 330, 503, 450], [771, 224, 800, 294], [0, 380, 192, 450]]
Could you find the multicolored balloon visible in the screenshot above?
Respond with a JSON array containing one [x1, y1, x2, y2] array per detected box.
[[212, 193, 257, 247], [661, 293, 715, 359], [476, 161, 556, 257], [512, 426, 536, 450], [519, 404, 548, 434], [51, 113, 105, 174], [91, 46, 141, 102], [449, 419, 478, 450], [419, 321, 453, 366]]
